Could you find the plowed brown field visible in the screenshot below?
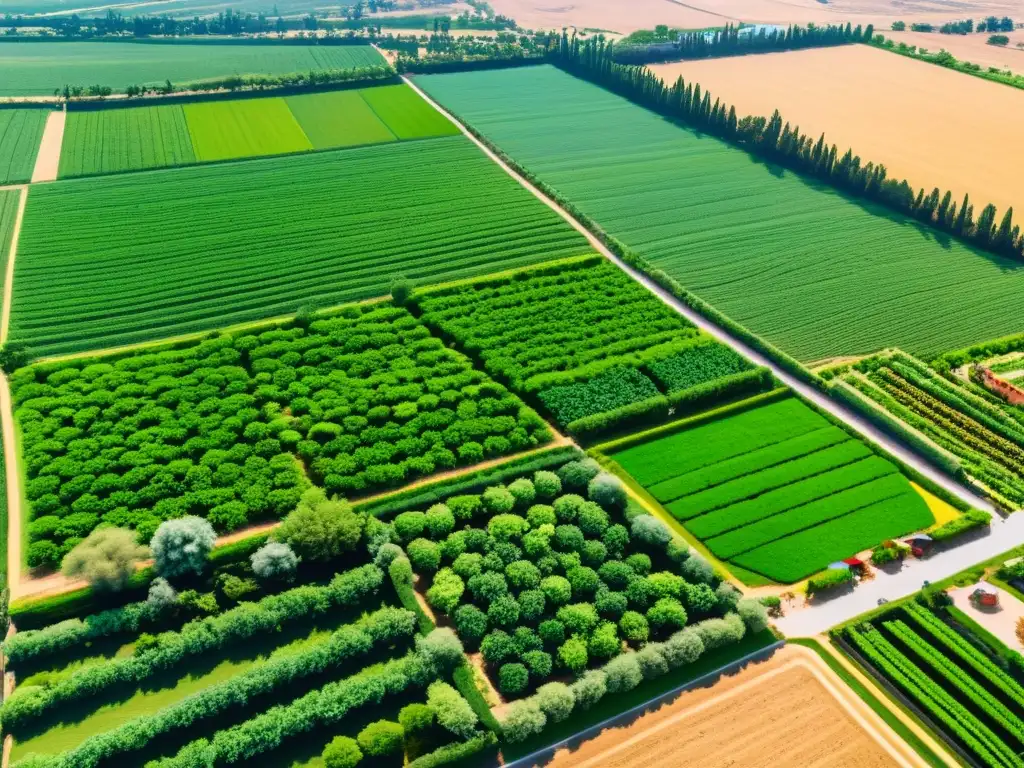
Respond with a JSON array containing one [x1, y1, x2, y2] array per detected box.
[[652, 44, 1024, 215], [543, 646, 916, 768]]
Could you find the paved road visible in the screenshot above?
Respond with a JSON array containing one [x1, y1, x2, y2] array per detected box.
[[775, 512, 1024, 636]]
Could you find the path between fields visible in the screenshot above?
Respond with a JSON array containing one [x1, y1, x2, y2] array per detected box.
[[405, 75, 1024, 633], [9, 435, 576, 602], [813, 635, 960, 768], [30, 110, 65, 184], [0, 186, 27, 346]]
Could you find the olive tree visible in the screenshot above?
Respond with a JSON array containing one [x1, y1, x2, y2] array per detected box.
[[151, 517, 216, 579], [62, 527, 148, 591]]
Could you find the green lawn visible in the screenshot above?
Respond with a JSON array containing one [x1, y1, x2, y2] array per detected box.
[[360, 83, 460, 140], [184, 97, 312, 162], [0, 109, 48, 184], [59, 104, 195, 177], [415, 65, 1024, 362], [0, 42, 386, 96], [10, 135, 590, 356], [285, 89, 395, 149]]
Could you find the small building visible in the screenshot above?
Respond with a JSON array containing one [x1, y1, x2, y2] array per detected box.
[[842, 556, 866, 573], [970, 582, 999, 607]]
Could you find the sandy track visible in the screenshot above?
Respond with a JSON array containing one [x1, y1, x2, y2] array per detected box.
[[544, 646, 919, 768], [30, 110, 65, 184], [651, 45, 1024, 216]]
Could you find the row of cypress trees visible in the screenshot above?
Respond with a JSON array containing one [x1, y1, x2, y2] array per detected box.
[[552, 35, 1023, 261]]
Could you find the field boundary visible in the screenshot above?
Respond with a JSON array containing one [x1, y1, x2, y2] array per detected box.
[[501, 639, 785, 768], [29, 110, 63, 184], [0, 186, 27, 345], [402, 75, 994, 517]]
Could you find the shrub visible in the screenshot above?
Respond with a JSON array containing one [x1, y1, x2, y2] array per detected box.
[[588, 621, 620, 660], [481, 629, 516, 664], [715, 582, 741, 612], [595, 589, 628, 619], [604, 653, 643, 692], [648, 571, 685, 599], [492, 541, 523, 566], [501, 700, 546, 743], [517, 589, 546, 623], [251, 542, 299, 581], [508, 478, 536, 507], [535, 681, 574, 722], [533, 471, 562, 500], [557, 603, 599, 635], [619, 610, 649, 643], [666, 538, 690, 564], [426, 568, 465, 614], [637, 645, 669, 679], [61, 528, 147, 591], [390, 276, 412, 306], [663, 628, 704, 667], [407, 538, 442, 574], [394, 511, 427, 542], [647, 597, 688, 631], [552, 494, 584, 522], [506, 560, 542, 589], [558, 635, 588, 672], [631, 515, 671, 548], [467, 571, 508, 604], [681, 553, 714, 584], [625, 553, 652, 575], [399, 703, 435, 735], [540, 575, 572, 606], [693, 613, 745, 650], [357, 720, 404, 758], [424, 505, 455, 539], [374, 542, 404, 568], [488, 514, 529, 542], [598, 560, 635, 590], [452, 552, 483, 580], [522, 649, 553, 678], [580, 539, 607, 568], [759, 595, 782, 617], [482, 486, 516, 515], [415, 628, 465, 671], [806, 568, 854, 596], [526, 504, 556, 528], [684, 583, 717, 615], [274, 490, 362, 562], [499, 662, 530, 695], [553, 524, 585, 553], [626, 576, 658, 609], [513, 625, 543, 653], [453, 604, 488, 644], [153, 520, 214, 579], [588, 473, 626, 509], [736, 598, 769, 633], [558, 458, 601, 490], [323, 736, 363, 768], [146, 577, 177, 616], [567, 566, 600, 597], [570, 669, 607, 710], [538, 619, 565, 646], [426, 680, 478, 739], [488, 595, 521, 627]]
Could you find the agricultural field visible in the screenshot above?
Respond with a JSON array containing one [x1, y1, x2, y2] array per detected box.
[[410, 256, 765, 434], [0, 41, 386, 96], [12, 301, 550, 568], [0, 109, 49, 185], [842, 599, 1024, 768], [834, 351, 1024, 508], [651, 45, 1024, 216], [57, 104, 196, 178], [415, 65, 1024, 362], [605, 395, 937, 583], [10, 135, 590, 356], [183, 97, 312, 163], [57, 84, 459, 178]]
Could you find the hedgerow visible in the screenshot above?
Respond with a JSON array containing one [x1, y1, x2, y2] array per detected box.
[[13, 303, 550, 565]]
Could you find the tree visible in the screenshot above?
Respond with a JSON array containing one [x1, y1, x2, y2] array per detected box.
[[251, 541, 299, 581], [274, 488, 363, 562], [620, 610, 649, 643], [454, 604, 488, 644], [407, 538, 442, 573], [62, 528, 148, 590], [535, 681, 574, 722], [390, 275, 412, 306], [356, 721, 404, 758], [647, 597, 688, 631], [570, 670, 606, 709], [558, 635, 588, 672], [426, 680, 478, 738], [533, 470, 562, 499], [0, 342, 31, 373], [501, 700, 546, 742], [631, 515, 671, 548], [737, 598, 770, 633], [499, 662, 529, 695], [604, 653, 643, 692], [323, 736, 362, 768], [146, 577, 178, 616], [152, 517, 216, 579], [587, 473, 626, 508], [416, 627, 465, 670]]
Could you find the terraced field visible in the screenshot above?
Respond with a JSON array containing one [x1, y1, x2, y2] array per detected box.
[[0, 109, 48, 184], [415, 65, 1024, 362], [57, 84, 460, 178], [10, 135, 590, 356], [607, 396, 935, 583], [0, 41, 386, 96]]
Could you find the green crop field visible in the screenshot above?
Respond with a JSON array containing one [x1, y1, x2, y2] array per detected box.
[[410, 256, 760, 429], [58, 105, 195, 178], [0, 41, 386, 96], [284, 89, 395, 149], [10, 135, 590, 356], [609, 396, 934, 582], [359, 83, 461, 140], [0, 109, 48, 184], [416, 65, 1024, 362], [184, 97, 312, 162]]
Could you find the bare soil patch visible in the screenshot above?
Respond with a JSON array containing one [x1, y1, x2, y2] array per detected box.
[[30, 110, 64, 183], [544, 646, 910, 768], [652, 44, 1024, 215]]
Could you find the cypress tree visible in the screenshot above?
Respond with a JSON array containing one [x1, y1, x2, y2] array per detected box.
[[954, 193, 972, 235], [975, 204, 998, 245], [993, 207, 1015, 252], [936, 190, 952, 224]]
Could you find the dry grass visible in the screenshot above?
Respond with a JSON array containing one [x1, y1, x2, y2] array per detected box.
[[652, 44, 1024, 215]]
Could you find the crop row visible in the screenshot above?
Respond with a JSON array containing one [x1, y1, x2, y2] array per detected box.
[[679, 455, 895, 531], [704, 475, 911, 559], [848, 624, 1020, 768], [13, 136, 590, 356], [646, 426, 848, 502], [646, 343, 752, 392], [14, 303, 550, 560], [670, 438, 868, 518], [0, 109, 48, 184]]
